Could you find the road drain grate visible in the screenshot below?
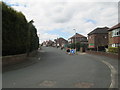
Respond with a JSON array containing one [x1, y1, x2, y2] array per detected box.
[[39, 80, 56, 87], [74, 82, 94, 88]]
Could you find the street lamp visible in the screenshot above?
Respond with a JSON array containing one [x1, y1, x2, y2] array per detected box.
[[27, 20, 34, 56], [73, 29, 76, 49]]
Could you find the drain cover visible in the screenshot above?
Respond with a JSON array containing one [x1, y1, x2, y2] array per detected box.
[[39, 80, 56, 87], [74, 82, 94, 88]]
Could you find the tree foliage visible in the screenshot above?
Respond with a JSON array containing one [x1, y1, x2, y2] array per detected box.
[[2, 2, 39, 56], [67, 42, 88, 51]]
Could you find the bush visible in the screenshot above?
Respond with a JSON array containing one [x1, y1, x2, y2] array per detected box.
[[108, 47, 119, 53], [2, 2, 39, 56], [67, 42, 88, 51]]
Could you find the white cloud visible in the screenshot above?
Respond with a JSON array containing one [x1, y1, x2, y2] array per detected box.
[[3, 0, 118, 43], [38, 33, 59, 43]]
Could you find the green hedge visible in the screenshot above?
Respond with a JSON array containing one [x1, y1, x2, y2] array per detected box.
[[2, 2, 39, 56], [108, 47, 119, 53]]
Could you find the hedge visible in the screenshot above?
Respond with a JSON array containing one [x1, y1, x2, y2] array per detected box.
[[2, 2, 39, 56], [108, 47, 119, 53]]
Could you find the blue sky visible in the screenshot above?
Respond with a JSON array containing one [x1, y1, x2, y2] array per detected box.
[[84, 19, 97, 24], [3, 0, 27, 7], [47, 28, 72, 39], [2, 0, 118, 43]]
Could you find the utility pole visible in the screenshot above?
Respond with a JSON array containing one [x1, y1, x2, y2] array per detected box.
[[73, 29, 76, 49], [27, 20, 34, 56], [73, 29, 76, 53]]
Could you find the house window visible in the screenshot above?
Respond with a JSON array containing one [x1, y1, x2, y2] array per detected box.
[[112, 44, 115, 47], [112, 43, 120, 47], [112, 28, 120, 37]]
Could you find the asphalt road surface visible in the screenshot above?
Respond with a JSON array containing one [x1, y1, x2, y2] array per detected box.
[[2, 47, 118, 88]]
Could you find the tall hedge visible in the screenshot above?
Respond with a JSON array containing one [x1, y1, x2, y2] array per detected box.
[[2, 2, 39, 56]]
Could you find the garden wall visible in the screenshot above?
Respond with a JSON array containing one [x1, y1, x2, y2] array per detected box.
[[2, 50, 38, 67], [86, 51, 119, 60]]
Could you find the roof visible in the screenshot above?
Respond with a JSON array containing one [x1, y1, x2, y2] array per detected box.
[[108, 23, 120, 31], [59, 37, 67, 41], [55, 37, 68, 42], [88, 27, 109, 35], [69, 33, 86, 39]]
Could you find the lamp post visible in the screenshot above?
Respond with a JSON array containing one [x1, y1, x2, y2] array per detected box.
[[27, 20, 34, 56], [73, 29, 77, 54], [73, 29, 76, 49]]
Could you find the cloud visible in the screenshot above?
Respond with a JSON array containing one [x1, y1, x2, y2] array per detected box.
[[3, 0, 118, 43], [38, 33, 59, 43]]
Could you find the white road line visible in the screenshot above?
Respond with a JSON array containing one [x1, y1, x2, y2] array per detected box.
[[38, 58, 41, 60], [79, 54, 118, 88], [101, 60, 117, 88]]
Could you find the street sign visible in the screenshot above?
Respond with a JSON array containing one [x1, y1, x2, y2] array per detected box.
[[70, 49, 76, 54]]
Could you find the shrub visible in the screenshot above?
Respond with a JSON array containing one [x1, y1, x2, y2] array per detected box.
[[67, 42, 88, 51], [108, 47, 119, 53]]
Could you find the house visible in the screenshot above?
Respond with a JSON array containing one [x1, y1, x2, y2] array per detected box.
[[42, 40, 54, 47], [88, 27, 109, 51], [42, 41, 47, 46], [54, 37, 68, 47], [68, 33, 88, 44], [108, 23, 120, 47]]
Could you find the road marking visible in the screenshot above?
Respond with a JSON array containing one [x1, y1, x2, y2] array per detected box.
[[78, 53, 118, 88], [101, 60, 117, 88], [74, 82, 94, 88], [39, 80, 56, 87], [38, 58, 41, 60]]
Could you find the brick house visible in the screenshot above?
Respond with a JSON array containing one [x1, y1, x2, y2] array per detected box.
[[108, 23, 120, 47], [88, 27, 109, 51], [54, 37, 68, 47], [68, 33, 88, 44]]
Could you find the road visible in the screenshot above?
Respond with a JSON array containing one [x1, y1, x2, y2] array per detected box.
[[2, 47, 118, 88]]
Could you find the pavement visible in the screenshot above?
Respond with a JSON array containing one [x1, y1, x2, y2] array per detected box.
[[2, 46, 118, 88]]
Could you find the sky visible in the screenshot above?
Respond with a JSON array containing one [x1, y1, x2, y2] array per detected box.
[[2, 0, 119, 43]]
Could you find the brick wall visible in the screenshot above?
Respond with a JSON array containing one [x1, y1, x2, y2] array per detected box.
[[2, 50, 38, 67], [86, 51, 118, 60], [108, 31, 113, 47], [112, 36, 120, 43], [88, 34, 95, 48]]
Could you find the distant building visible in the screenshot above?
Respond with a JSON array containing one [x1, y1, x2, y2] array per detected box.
[[54, 37, 68, 47], [68, 33, 88, 44], [47, 40, 54, 46], [42, 40, 54, 47], [108, 23, 120, 47], [42, 41, 47, 46], [88, 27, 109, 51]]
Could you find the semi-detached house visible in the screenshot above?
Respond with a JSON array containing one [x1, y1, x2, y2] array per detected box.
[[108, 23, 120, 47], [88, 27, 109, 51]]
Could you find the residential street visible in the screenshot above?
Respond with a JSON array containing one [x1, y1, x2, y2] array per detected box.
[[2, 47, 118, 88]]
